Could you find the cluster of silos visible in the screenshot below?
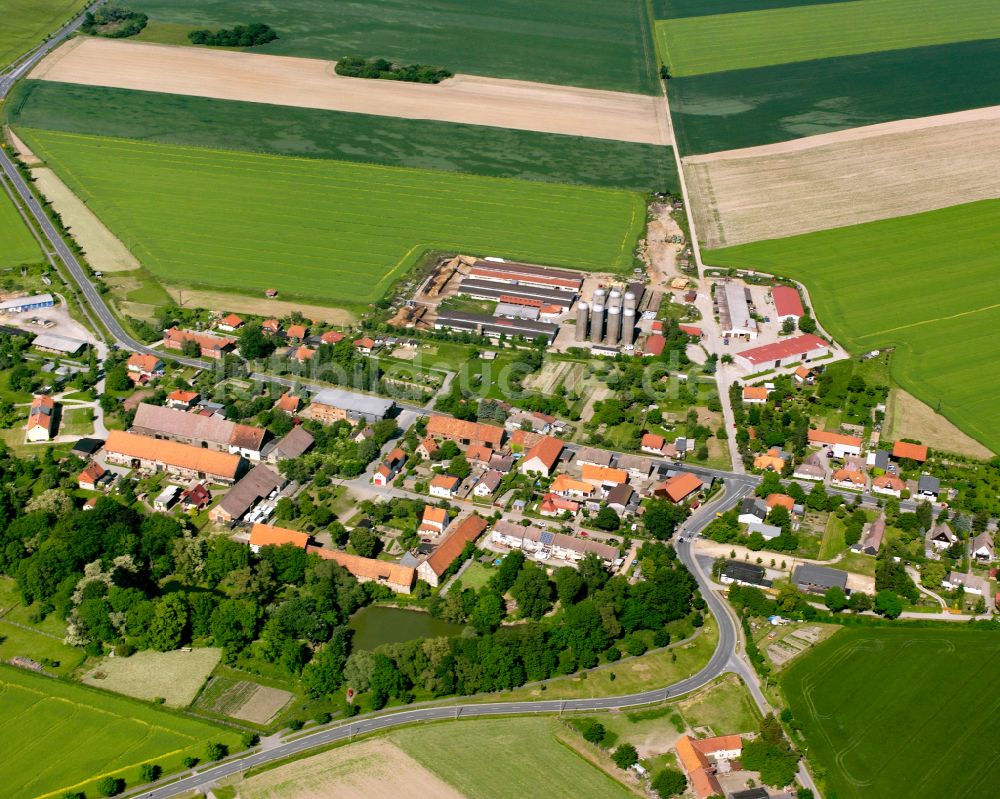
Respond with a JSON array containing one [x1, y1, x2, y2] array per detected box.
[[574, 286, 636, 347]]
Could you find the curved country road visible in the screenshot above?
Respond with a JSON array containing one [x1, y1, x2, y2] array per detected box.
[[127, 483, 743, 799]]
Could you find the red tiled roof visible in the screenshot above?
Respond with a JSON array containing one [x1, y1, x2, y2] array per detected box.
[[659, 472, 702, 502], [422, 515, 487, 577], [522, 436, 563, 470], [644, 334, 666, 356], [892, 441, 928, 462], [642, 433, 665, 450], [127, 353, 162, 373], [250, 523, 310, 549], [678, 324, 702, 337], [742, 386, 769, 401], [287, 324, 307, 340], [321, 330, 345, 344], [766, 493, 795, 510], [772, 285, 805, 317], [809, 429, 862, 447], [737, 333, 827, 365], [219, 313, 243, 328]]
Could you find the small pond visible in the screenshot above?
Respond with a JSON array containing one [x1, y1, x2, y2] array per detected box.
[[348, 605, 466, 651]]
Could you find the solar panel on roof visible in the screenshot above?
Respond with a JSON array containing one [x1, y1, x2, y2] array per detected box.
[[540, 531, 554, 545]]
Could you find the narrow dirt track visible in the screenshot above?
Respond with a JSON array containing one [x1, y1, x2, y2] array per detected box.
[[31, 37, 671, 146]]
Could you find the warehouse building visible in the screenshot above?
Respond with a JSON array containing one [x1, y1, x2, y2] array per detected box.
[[455, 277, 575, 309], [307, 388, 396, 424], [434, 310, 558, 343], [717, 281, 757, 340], [104, 430, 245, 485], [735, 334, 829, 370], [132, 403, 267, 460], [0, 293, 54, 314], [467, 260, 583, 293]]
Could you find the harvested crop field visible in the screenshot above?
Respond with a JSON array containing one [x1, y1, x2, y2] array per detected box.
[[164, 288, 355, 326], [30, 167, 141, 271], [132, 0, 660, 94], [708, 200, 1000, 453], [82, 647, 221, 707], [685, 106, 1000, 246], [886, 389, 994, 460], [8, 81, 677, 193], [237, 739, 463, 799], [31, 38, 670, 146], [18, 128, 645, 306], [668, 38, 1000, 155]]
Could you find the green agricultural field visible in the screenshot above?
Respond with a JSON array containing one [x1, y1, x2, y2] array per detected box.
[[0, 663, 242, 799], [659, 0, 1000, 76], [668, 38, 1000, 155], [392, 717, 633, 799], [0, 0, 87, 67], [0, 182, 41, 268], [783, 627, 1000, 799], [708, 200, 1000, 453], [132, 0, 660, 94], [18, 129, 646, 307], [7, 81, 677, 193]]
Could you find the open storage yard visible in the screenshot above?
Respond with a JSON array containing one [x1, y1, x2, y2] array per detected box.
[[658, 0, 1000, 76], [783, 627, 1000, 799], [0, 663, 241, 799], [708, 200, 1000, 453], [131, 0, 660, 94], [17, 128, 645, 306], [685, 106, 1000, 246], [30, 38, 669, 145], [8, 80, 677, 193]]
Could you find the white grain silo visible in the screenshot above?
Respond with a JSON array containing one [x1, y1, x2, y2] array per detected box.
[[590, 302, 605, 344], [575, 301, 589, 341]]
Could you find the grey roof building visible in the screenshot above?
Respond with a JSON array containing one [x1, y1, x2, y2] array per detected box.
[[917, 475, 941, 496], [793, 564, 848, 594], [721, 561, 771, 588], [311, 388, 395, 422]]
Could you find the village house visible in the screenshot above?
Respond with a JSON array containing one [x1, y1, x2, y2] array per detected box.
[[926, 522, 958, 554], [419, 506, 449, 536], [286, 323, 307, 341], [77, 461, 107, 491], [372, 447, 406, 487], [832, 468, 867, 490], [26, 395, 56, 442], [855, 516, 886, 555], [310, 545, 415, 594], [615, 453, 652, 482], [917, 475, 941, 500], [217, 313, 244, 332], [261, 318, 281, 334], [970, 531, 995, 562], [741, 385, 769, 405], [353, 337, 376, 354], [872, 473, 906, 498], [675, 735, 744, 799], [491, 521, 617, 567], [292, 345, 315, 364], [416, 437, 439, 460], [793, 365, 814, 385], [654, 471, 702, 504], [132, 402, 268, 461], [417, 515, 487, 587], [580, 464, 628, 494], [747, 521, 781, 541], [180, 482, 212, 512], [320, 330, 344, 345], [641, 433, 666, 455], [209, 463, 286, 524], [352, 425, 375, 444], [472, 470, 502, 498], [126, 353, 164, 384], [539, 493, 579, 517], [793, 564, 848, 595], [105, 430, 245, 485], [265, 426, 314, 463], [466, 443, 494, 467], [165, 389, 200, 410], [765, 493, 795, 513], [429, 474, 461, 499], [753, 447, 785, 473], [738, 497, 768, 524], [575, 446, 614, 469], [271, 393, 298, 415], [550, 474, 595, 500], [942, 571, 991, 597], [808, 429, 863, 458], [605, 483, 636, 516], [163, 328, 237, 359], [519, 436, 563, 477]]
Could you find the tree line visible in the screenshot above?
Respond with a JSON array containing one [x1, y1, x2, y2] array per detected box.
[[335, 56, 453, 84], [188, 23, 278, 48]]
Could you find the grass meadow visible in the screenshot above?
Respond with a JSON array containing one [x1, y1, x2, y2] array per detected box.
[[0, 0, 87, 67], [392, 717, 634, 799], [658, 0, 1000, 76], [783, 627, 1000, 799], [8, 81, 677, 193], [19, 128, 645, 307], [132, 0, 660, 94], [708, 200, 1000, 453], [0, 182, 41, 267], [653, 0, 855, 17], [0, 664, 241, 799], [668, 38, 1000, 155]]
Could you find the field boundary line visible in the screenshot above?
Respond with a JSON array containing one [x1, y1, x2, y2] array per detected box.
[[858, 302, 1000, 338]]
